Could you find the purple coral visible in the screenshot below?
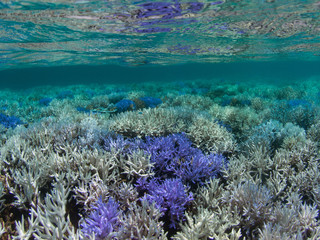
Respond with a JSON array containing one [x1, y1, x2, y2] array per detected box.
[[81, 197, 121, 240], [103, 133, 227, 185], [139, 97, 162, 108], [141, 133, 226, 185], [140, 178, 193, 228], [115, 99, 136, 112], [141, 133, 198, 175], [103, 134, 141, 154], [0, 113, 24, 129], [173, 151, 226, 185]]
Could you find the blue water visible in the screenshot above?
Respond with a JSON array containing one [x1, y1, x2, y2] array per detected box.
[[1, 1, 320, 239], [0, 0, 320, 70], [1, 61, 320, 89]]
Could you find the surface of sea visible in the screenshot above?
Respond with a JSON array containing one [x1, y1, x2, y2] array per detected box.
[[0, 1, 320, 239]]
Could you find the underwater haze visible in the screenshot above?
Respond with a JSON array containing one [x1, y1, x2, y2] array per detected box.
[[1, 1, 320, 239]]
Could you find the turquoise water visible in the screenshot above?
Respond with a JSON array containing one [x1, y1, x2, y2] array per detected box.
[[1, 1, 320, 239], [0, 0, 320, 68]]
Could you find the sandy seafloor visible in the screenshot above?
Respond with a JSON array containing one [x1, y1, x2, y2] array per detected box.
[[0, 71, 320, 239]]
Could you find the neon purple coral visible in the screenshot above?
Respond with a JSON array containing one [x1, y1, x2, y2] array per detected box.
[[81, 197, 121, 239]]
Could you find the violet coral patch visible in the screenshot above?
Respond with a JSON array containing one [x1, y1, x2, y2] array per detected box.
[[138, 178, 193, 229], [81, 197, 121, 240]]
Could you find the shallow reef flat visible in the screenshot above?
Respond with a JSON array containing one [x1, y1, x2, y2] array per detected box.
[[0, 77, 320, 239]]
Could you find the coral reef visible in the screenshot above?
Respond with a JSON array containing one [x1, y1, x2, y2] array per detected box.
[[0, 78, 319, 239]]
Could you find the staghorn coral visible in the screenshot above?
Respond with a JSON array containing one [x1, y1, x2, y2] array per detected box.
[[274, 86, 305, 100], [115, 99, 136, 112], [259, 193, 320, 239], [139, 133, 227, 185], [119, 200, 167, 240], [1, 80, 320, 239], [209, 104, 263, 138], [140, 133, 197, 176], [243, 120, 306, 157], [103, 135, 155, 179], [307, 120, 320, 143], [288, 160, 320, 205], [108, 107, 186, 138], [138, 178, 193, 229], [167, 94, 214, 111], [6, 160, 51, 207], [173, 208, 216, 240], [270, 100, 319, 129], [85, 95, 110, 110], [74, 175, 110, 211], [81, 197, 121, 240], [13, 174, 80, 240], [250, 97, 266, 111], [183, 179, 242, 239], [187, 115, 236, 155], [173, 151, 225, 186], [222, 181, 274, 238], [173, 206, 242, 240], [243, 120, 284, 154], [0, 113, 24, 129]]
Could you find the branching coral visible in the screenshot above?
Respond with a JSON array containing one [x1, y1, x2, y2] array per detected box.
[[174, 207, 242, 240], [108, 107, 186, 138], [1, 81, 319, 239], [270, 100, 319, 129], [167, 94, 214, 110], [138, 178, 193, 229], [119, 200, 167, 239], [209, 104, 263, 138], [222, 181, 274, 238], [187, 115, 236, 155], [140, 133, 227, 185], [14, 174, 78, 240], [81, 197, 121, 240], [259, 193, 320, 239], [0, 113, 24, 129]]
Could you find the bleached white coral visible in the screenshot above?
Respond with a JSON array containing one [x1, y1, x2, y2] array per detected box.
[[173, 208, 215, 240], [13, 174, 79, 239], [79, 116, 103, 148], [174, 205, 241, 240], [187, 116, 236, 154], [74, 174, 110, 212], [7, 161, 49, 207], [168, 94, 214, 110], [120, 149, 154, 179], [0, 182, 6, 212], [259, 193, 320, 239], [209, 104, 263, 137], [108, 107, 186, 137], [119, 200, 167, 240], [31, 176, 73, 239], [222, 181, 273, 236]]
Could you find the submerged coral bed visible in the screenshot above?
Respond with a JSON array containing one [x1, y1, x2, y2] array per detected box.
[[0, 77, 320, 239]]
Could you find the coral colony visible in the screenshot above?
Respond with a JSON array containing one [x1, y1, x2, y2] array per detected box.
[[0, 78, 320, 240]]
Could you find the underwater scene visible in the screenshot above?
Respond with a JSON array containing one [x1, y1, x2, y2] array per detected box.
[[1, 0, 320, 239]]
